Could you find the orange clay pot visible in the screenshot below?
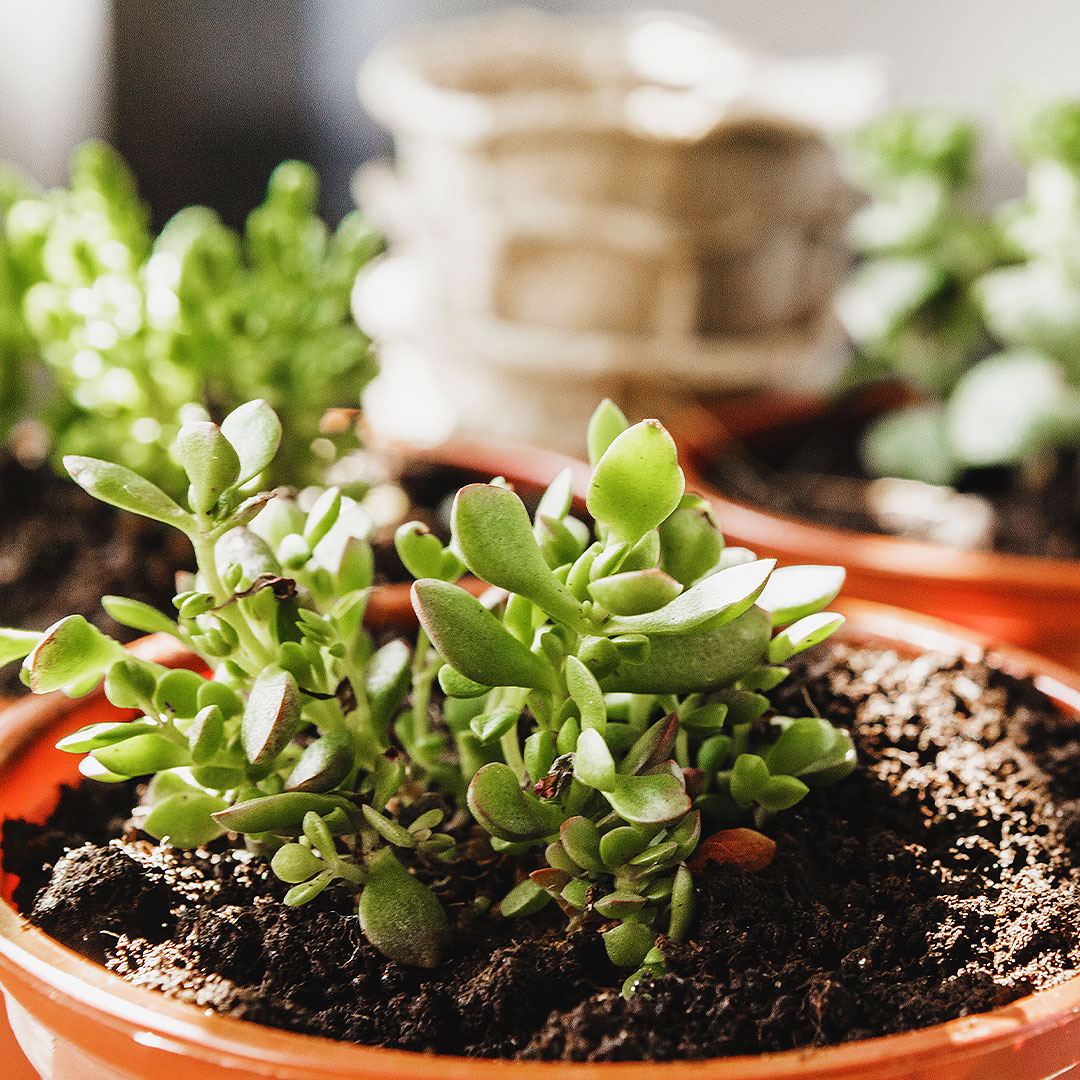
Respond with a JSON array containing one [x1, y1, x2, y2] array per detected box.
[[2, 606, 1080, 1079], [365, 433, 590, 625], [670, 391, 1080, 668]]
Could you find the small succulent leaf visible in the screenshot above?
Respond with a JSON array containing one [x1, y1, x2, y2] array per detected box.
[[768, 612, 846, 664], [715, 688, 771, 725], [64, 456, 192, 531], [610, 633, 651, 666], [566, 543, 602, 600], [28, 615, 126, 693], [500, 878, 551, 917], [143, 791, 229, 847], [577, 635, 619, 680], [561, 817, 604, 872], [303, 487, 342, 549], [212, 791, 356, 833], [470, 706, 521, 745], [620, 713, 679, 776], [730, 753, 770, 806], [587, 420, 684, 545], [588, 570, 683, 616], [366, 638, 412, 731], [603, 922, 657, 968], [599, 825, 651, 868], [197, 680, 244, 717], [371, 753, 407, 811], [629, 839, 678, 867], [546, 840, 581, 875], [79, 757, 129, 783], [241, 667, 302, 766], [524, 730, 557, 784], [176, 421, 242, 514], [220, 399, 282, 484], [534, 466, 575, 528], [536, 515, 587, 568], [467, 762, 563, 842], [153, 668, 206, 718], [556, 715, 581, 756], [605, 772, 690, 826], [668, 864, 696, 942], [438, 665, 491, 699], [574, 727, 617, 791], [188, 704, 225, 764], [452, 485, 582, 626], [361, 804, 418, 848], [735, 666, 791, 693], [799, 727, 857, 786], [560, 877, 592, 911], [594, 891, 646, 919], [764, 717, 839, 777], [530, 867, 572, 895], [271, 842, 324, 884], [603, 559, 774, 637], [669, 809, 702, 861], [586, 398, 630, 467], [286, 733, 354, 792], [658, 495, 725, 587], [102, 658, 159, 709], [358, 847, 450, 968], [56, 718, 159, 754], [756, 565, 846, 627], [564, 655, 606, 733], [285, 875, 331, 906], [688, 828, 777, 873], [589, 542, 630, 582], [621, 530, 662, 574], [412, 580, 556, 691], [94, 734, 191, 775], [680, 702, 729, 736], [0, 629, 41, 668], [601, 606, 772, 695], [697, 734, 734, 777], [394, 522, 460, 582], [757, 774, 811, 812], [101, 596, 179, 636], [215, 527, 282, 583]]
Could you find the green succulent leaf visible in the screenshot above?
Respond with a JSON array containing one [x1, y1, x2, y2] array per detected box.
[[101, 596, 179, 636], [412, 580, 557, 691], [605, 772, 690, 826], [0, 629, 42, 669], [271, 842, 324, 884], [768, 612, 846, 664], [470, 706, 521, 745], [452, 484, 582, 626], [220, 398, 283, 485], [588, 570, 683, 616], [599, 825, 650, 867], [64, 456, 192, 531], [366, 639, 413, 730], [534, 466, 575, 527], [467, 762, 563, 842], [574, 727, 616, 791], [603, 559, 774, 637], [241, 667, 301, 766], [27, 615, 126, 694], [561, 816, 604, 872], [143, 791, 229, 847], [56, 718, 159, 754], [93, 734, 191, 776], [764, 717, 841, 777], [394, 522, 465, 582], [603, 921, 657, 968], [756, 774, 810, 812], [153, 668, 206, 718], [730, 753, 770, 806], [187, 704, 225, 764], [587, 420, 684, 545], [500, 878, 551, 917], [286, 733, 354, 792], [358, 847, 449, 968], [564, 654, 606, 733], [361, 804, 418, 848], [668, 864, 695, 942], [438, 665, 492, 699], [177, 421, 242, 514], [213, 791, 357, 834], [587, 398, 630, 467], [658, 495, 725, 587], [756, 565, 845, 627]]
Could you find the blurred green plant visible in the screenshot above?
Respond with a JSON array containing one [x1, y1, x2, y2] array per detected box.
[[841, 102, 1080, 487], [0, 143, 381, 495]]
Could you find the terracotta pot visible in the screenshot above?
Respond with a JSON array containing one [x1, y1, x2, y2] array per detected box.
[[2, 605, 1080, 1078], [670, 392, 1080, 667]]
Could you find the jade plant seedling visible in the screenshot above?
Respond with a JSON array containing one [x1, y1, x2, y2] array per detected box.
[[402, 400, 854, 992], [0, 400, 452, 968], [0, 143, 381, 494]]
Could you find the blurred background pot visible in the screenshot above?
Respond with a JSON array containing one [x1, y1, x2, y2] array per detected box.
[[671, 391, 1080, 666], [3, 607, 1080, 1078], [355, 9, 882, 454]]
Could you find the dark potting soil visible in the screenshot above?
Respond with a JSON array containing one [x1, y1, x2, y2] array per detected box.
[[6, 642, 1080, 1061], [705, 403, 1080, 558]]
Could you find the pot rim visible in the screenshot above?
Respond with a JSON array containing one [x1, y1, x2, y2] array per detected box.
[[669, 395, 1080, 596], [2, 601, 1080, 1076]]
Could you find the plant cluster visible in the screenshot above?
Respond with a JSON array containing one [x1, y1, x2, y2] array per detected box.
[[838, 99, 1080, 487], [0, 143, 381, 495], [0, 400, 854, 985]]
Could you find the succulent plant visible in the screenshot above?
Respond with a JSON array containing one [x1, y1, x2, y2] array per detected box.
[[403, 400, 854, 990]]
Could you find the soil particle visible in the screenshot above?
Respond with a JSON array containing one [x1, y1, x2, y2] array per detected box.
[[6, 642, 1080, 1060]]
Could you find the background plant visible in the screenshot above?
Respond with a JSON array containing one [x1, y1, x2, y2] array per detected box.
[[0, 142, 381, 495], [403, 400, 854, 992], [0, 399, 453, 969], [841, 99, 1080, 488]]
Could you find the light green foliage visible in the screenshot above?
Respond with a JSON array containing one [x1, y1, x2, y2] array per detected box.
[[0, 143, 380, 495], [0, 400, 453, 968], [847, 99, 1080, 486], [409, 402, 853, 988]]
